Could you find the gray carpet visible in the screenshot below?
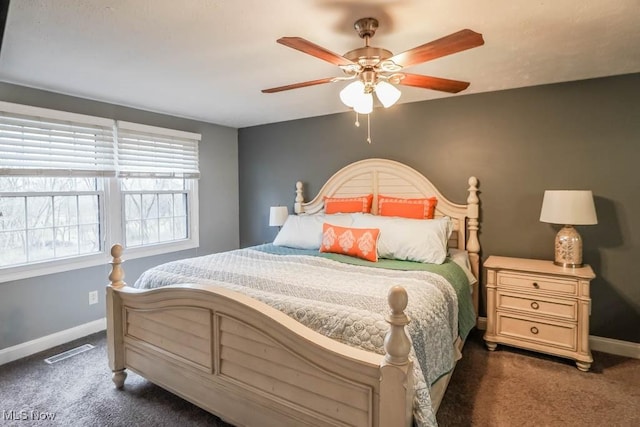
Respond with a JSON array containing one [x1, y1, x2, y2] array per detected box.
[[436, 330, 640, 426], [1, 329, 638, 426]]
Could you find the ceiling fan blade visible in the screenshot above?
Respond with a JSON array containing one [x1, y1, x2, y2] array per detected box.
[[277, 37, 355, 67], [399, 73, 470, 93], [262, 77, 335, 93], [388, 29, 484, 68]]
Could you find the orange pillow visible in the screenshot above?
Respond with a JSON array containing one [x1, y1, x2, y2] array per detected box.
[[324, 194, 373, 214], [378, 195, 437, 219], [320, 223, 380, 262]]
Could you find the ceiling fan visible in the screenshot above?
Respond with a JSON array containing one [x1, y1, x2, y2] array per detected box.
[[262, 17, 485, 114]]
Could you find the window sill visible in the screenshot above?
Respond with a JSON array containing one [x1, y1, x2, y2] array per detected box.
[[0, 253, 109, 284], [0, 239, 199, 284], [121, 239, 199, 261]]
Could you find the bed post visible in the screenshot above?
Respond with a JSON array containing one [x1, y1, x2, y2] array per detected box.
[[379, 286, 414, 427], [294, 181, 304, 214], [106, 244, 127, 389], [466, 176, 481, 320]]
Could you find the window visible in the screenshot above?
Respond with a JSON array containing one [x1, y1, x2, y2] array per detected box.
[[115, 121, 200, 255], [0, 177, 102, 267], [0, 101, 200, 282], [121, 178, 189, 247]]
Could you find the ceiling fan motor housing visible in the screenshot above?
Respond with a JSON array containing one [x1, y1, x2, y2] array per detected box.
[[344, 47, 394, 67], [354, 17, 379, 39]]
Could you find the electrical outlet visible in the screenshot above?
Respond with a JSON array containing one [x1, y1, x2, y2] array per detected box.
[[88, 290, 99, 305]]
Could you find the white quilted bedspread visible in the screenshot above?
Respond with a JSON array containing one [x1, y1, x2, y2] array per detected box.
[[134, 247, 463, 426]]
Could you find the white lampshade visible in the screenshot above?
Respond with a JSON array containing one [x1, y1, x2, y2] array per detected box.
[[353, 92, 373, 114], [375, 81, 401, 108], [339, 81, 364, 108], [269, 206, 289, 227], [540, 190, 598, 225]]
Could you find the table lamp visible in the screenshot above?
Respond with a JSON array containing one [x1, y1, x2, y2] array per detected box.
[[539, 190, 597, 268], [269, 206, 288, 229]]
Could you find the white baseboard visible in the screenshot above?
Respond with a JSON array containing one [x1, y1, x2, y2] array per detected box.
[[0, 317, 106, 366], [590, 335, 640, 359], [476, 316, 639, 359]]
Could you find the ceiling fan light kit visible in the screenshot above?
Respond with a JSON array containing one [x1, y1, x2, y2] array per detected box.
[[339, 80, 364, 108], [263, 17, 484, 142], [340, 80, 375, 114], [374, 81, 401, 108]]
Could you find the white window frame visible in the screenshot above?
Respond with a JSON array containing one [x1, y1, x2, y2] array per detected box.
[[107, 177, 199, 261], [0, 178, 110, 283], [113, 120, 201, 259], [0, 102, 200, 283]]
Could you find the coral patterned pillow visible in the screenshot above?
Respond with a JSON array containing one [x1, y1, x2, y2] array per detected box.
[[324, 194, 373, 214], [378, 195, 437, 219], [320, 223, 380, 262]]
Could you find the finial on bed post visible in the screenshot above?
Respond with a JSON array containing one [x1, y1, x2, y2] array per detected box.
[[466, 177, 481, 319], [294, 181, 304, 214], [384, 286, 411, 365], [466, 176, 480, 255], [109, 244, 126, 289]]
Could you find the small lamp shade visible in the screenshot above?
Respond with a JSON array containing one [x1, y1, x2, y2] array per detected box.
[[353, 92, 373, 114], [339, 81, 365, 108], [375, 81, 401, 108], [539, 190, 597, 268], [540, 190, 598, 225], [269, 206, 289, 227]]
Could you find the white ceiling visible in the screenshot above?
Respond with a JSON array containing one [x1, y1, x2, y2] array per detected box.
[[1, 1, 639, 128]]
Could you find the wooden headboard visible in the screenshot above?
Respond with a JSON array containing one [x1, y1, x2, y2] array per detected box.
[[293, 158, 481, 314]]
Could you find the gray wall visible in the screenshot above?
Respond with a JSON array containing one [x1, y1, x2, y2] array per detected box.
[[238, 73, 640, 343], [0, 83, 239, 350]]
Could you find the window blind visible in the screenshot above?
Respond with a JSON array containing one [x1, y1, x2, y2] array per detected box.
[[0, 101, 116, 177], [116, 121, 201, 179]]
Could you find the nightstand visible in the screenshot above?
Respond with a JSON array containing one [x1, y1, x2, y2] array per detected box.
[[483, 256, 595, 371]]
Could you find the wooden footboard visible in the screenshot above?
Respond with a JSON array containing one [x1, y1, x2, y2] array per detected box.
[[106, 245, 414, 427]]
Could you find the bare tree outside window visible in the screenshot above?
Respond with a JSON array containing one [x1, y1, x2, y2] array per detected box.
[[0, 177, 101, 267], [121, 178, 189, 248]]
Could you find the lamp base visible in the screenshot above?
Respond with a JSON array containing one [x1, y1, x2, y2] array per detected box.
[[554, 225, 583, 268], [553, 261, 584, 268]]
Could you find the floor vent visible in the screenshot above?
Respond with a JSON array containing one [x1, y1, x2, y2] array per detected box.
[[44, 344, 95, 364]]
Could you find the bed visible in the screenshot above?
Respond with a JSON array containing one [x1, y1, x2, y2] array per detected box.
[[106, 158, 481, 427]]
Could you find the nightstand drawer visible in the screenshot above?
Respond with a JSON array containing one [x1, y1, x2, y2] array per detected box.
[[497, 291, 577, 321], [497, 272, 577, 296], [496, 314, 576, 351]]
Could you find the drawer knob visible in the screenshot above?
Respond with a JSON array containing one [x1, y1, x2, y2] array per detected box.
[[530, 326, 539, 335], [531, 302, 540, 310], [532, 282, 540, 289]]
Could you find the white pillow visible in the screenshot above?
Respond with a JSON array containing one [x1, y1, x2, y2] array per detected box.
[[352, 215, 453, 264], [273, 213, 356, 250]]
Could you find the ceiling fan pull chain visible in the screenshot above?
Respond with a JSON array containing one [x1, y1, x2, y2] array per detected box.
[[355, 112, 360, 127], [367, 114, 372, 144]]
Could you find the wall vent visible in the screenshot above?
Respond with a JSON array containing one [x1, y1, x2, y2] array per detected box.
[[44, 344, 95, 364]]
